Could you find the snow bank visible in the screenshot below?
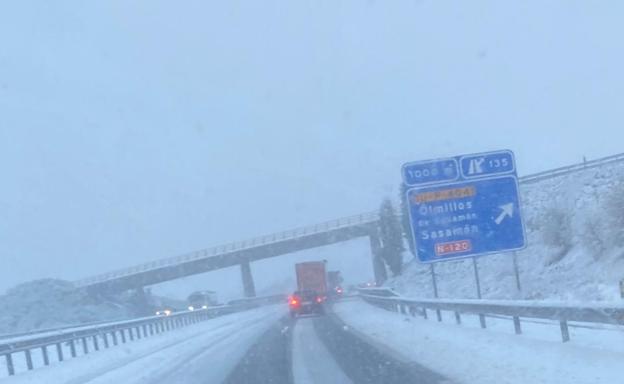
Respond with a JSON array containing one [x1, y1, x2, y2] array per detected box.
[[0, 279, 178, 335], [335, 299, 624, 384]]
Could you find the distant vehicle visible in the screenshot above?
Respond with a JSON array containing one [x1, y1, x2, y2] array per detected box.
[[187, 290, 219, 311], [155, 307, 174, 316], [327, 270, 344, 297], [288, 290, 325, 317], [295, 261, 328, 297]]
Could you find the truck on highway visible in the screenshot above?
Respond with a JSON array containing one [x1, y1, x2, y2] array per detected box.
[[295, 261, 328, 296], [289, 261, 328, 317]]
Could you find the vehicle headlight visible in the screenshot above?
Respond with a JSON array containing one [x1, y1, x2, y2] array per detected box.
[[188, 306, 195, 311], [202, 305, 208, 309]]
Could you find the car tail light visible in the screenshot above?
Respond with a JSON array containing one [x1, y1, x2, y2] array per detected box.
[[289, 296, 300, 307], [316, 296, 323, 303]]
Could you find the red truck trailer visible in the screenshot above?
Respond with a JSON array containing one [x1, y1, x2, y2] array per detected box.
[[295, 261, 328, 295]]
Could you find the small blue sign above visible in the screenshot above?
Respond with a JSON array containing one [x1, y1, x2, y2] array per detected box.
[[403, 150, 526, 263], [402, 157, 459, 186]]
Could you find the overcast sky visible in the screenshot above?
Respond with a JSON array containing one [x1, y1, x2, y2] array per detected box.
[[1, 1, 623, 299]]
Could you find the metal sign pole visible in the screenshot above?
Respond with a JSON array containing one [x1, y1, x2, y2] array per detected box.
[[430, 263, 439, 298], [512, 252, 521, 292], [472, 257, 482, 299], [430, 263, 442, 321], [473, 257, 486, 328]]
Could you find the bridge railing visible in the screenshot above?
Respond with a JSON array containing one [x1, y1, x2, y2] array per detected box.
[[0, 295, 285, 377], [74, 211, 379, 287], [75, 152, 624, 288], [358, 289, 624, 343]]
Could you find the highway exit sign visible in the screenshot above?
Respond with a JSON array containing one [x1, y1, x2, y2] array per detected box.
[[402, 150, 526, 263]]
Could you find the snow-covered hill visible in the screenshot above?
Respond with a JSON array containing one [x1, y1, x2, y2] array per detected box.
[[0, 279, 179, 335], [388, 159, 624, 302]]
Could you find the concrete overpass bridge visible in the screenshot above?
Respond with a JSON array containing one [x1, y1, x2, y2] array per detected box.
[[74, 211, 385, 297]]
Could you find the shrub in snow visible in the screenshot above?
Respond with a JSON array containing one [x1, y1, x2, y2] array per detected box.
[[603, 181, 624, 250], [539, 206, 573, 265]]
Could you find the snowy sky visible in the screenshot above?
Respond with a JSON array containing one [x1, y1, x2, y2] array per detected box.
[[1, 1, 623, 299]]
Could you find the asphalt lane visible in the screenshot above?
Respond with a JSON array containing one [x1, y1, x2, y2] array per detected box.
[[226, 305, 450, 384], [315, 311, 451, 384], [292, 317, 352, 384], [225, 316, 294, 384]]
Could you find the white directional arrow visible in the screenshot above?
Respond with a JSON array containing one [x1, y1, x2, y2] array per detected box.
[[495, 203, 514, 225]]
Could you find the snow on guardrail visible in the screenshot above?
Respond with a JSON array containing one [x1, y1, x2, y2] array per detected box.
[[358, 288, 624, 343]]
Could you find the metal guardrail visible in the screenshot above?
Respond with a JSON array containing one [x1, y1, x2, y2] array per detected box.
[[519, 152, 624, 184], [358, 289, 624, 343], [74, 211, 379, 287], [0, 295, 284, 377]]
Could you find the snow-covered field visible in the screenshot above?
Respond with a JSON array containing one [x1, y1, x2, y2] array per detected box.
[[335, 298, 623, 384], [0, 305, 284, 384], [391, 160, 624, 302]]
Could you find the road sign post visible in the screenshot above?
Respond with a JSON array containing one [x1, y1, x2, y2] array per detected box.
[[402, 150, 526, 264], [512, 251, 522, 292], [472, 257, 482, 299]]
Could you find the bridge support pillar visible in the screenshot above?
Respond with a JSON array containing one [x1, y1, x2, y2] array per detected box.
[[369, 232, 388, 285], [240, 261, 256, 298]]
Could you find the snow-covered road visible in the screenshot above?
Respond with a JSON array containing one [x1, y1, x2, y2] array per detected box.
[[7, 298, 618, 384], [0, 305, 285, 384]]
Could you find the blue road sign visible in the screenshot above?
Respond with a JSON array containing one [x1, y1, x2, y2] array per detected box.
[[403, 150, 526, 263]]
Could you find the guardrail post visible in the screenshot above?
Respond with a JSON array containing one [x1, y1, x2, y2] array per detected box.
[[149, 323, 155, 335], [5, 353, 14, 376], [56, 342, 64, 361], [560, 320, 570, 342], [422, 308, 428, 319], [41, 345, 50, 365], [25, 349, 33, 370], [454, 311, 461, 324], [479, 314, 486, 328], [128, 327, 135, 341], [103, 333, 110, 348], [513, 316, 522, 334], [436, 309, 442, 322], [82, 337, 89, 354], [136, 326, 142, 339], [120, 329, 127, 343], [111, 331, 118, 345], [69, 339, 77, 358], [93, 335, 100, 351]]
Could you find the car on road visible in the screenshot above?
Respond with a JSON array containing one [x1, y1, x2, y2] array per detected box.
[[187, 290, 219, 311], [288, 290, 325, 317], [155, 307, 174, 316]]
